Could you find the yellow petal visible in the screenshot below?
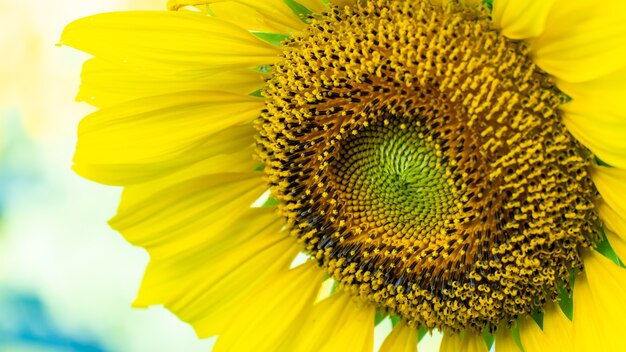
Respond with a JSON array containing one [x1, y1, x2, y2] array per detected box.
[[573, 251, 626, 351], [518, 303, 573, 352], [166, 0, 212, 9], [73, 91, 262, 185], [207, 2, 295, 33], [531, 0, 626, 82], [111, 172, 266, 257], [296, 0, 327, 14], [492, 0, 556, 40], [134, 208, 298, 337], [556, 66, 626, 114], [172, 1, 304, 33], [114, 146, 258, 218], [598, 201, 626, 241], [591, 166, 626, 220], [439, 332, 487, 352], [605, 228, 626, 266], [562, 105, 626, 170], [212, 260, 325, 351], [598, 200, 626, 263], [168, 0, 305, 33], [318, 302, 375, 352], [62, 11, 280, 75], [379, 321, 418, 352], [78, 122, 256, 186], [494, 328, 521, 352], [285, 290, 376, 352], [78, 58, 265, 108]]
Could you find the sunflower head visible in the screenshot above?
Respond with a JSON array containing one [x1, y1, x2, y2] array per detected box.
[[64, 0, 626, 350], [258, 0, 599, 332]]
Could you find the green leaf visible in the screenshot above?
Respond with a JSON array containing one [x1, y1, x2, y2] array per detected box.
[[530, 311, 544, 330], [596, 227, 623, 266], [254, 65, 273, 73], [330, 279, 339, 294], [417, 326, 428, 342], [252, 32, 291, 47], [263, 196, 279, 207], [374, 310, 387, 326], [249, 89, 264, 98], [557, 273, 575, 321], [595, 156, 612, 167], [483, 0, 493, 11], [482, 330, 495, 350], [511, 323, 525, 352], [390, 315, 401, 327], [284, 0, 313, 22]]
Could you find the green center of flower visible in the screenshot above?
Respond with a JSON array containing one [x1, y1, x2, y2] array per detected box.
[[336, 117, 455, 230], [257, 0, 600, 332]]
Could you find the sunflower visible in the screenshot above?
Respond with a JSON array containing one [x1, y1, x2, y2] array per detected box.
[[62, 0, 626, 350]]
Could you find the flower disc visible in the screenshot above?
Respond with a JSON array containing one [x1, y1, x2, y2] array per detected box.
[[257, 0, 600, 332]]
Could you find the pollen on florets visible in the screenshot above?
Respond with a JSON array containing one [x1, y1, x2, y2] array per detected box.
[[256, 0, 600, 332]]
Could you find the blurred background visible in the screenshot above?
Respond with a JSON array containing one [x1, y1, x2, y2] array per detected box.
[[0, 1, 444, 351], [0, 1, 212, 351]]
